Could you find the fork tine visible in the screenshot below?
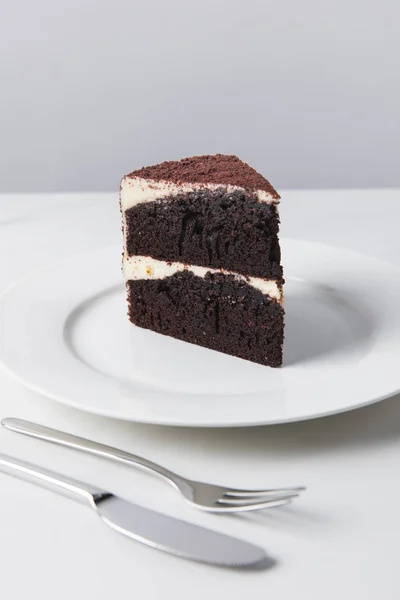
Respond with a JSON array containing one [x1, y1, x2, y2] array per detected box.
[[223, 486, 306, 498], [215, 496, 295, 512], [219, 492, 299, 505]]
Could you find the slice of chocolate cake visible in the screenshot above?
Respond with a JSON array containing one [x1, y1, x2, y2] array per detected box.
[[120, 154, 284, 367]]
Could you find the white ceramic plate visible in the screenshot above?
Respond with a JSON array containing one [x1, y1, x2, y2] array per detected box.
[[0, 240, 399, 427]]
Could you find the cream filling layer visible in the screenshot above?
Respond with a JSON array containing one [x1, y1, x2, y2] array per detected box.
[[124, 255, 282, 302], [120, 176, 279, 211]]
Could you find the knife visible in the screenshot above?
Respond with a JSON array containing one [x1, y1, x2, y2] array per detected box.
[[0, 453, 267, 568]]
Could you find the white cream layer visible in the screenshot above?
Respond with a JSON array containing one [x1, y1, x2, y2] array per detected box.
[[124, 255, 282, 302], [120, 176, 279, 211]]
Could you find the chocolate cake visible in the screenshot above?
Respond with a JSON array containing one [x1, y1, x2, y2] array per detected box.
[[120, 154, 284, 367]]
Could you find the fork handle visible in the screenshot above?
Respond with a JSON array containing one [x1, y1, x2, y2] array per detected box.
[[2, 418, 181, 488]]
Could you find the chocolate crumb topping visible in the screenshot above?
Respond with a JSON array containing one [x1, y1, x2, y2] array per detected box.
[[127, 154, 280, 198]]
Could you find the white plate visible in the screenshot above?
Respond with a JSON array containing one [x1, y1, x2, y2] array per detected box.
[[0, 240, 399, 427]]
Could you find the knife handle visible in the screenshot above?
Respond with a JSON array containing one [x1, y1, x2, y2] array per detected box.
[[0, 453, 110, 509]]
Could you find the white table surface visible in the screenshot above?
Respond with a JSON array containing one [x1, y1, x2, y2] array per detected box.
[[0, 190, 399, 599]]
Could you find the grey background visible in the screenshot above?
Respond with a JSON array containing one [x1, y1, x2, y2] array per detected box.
[[1, 0, 399, 193]]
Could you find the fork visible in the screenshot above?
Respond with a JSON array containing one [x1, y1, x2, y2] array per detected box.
[[1, 418, 305, 513]]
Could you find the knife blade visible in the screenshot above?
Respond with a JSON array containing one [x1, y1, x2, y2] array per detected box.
[[97, 495, 266, 566]]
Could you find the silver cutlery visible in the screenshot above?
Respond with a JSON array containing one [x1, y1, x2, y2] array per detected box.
[[0, 452, 267, 567], [2, 418, 305, 512]]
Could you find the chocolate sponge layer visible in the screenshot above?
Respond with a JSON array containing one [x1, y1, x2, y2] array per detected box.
[[125, 188, 283, 282], [128, 270, 284, 367]]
